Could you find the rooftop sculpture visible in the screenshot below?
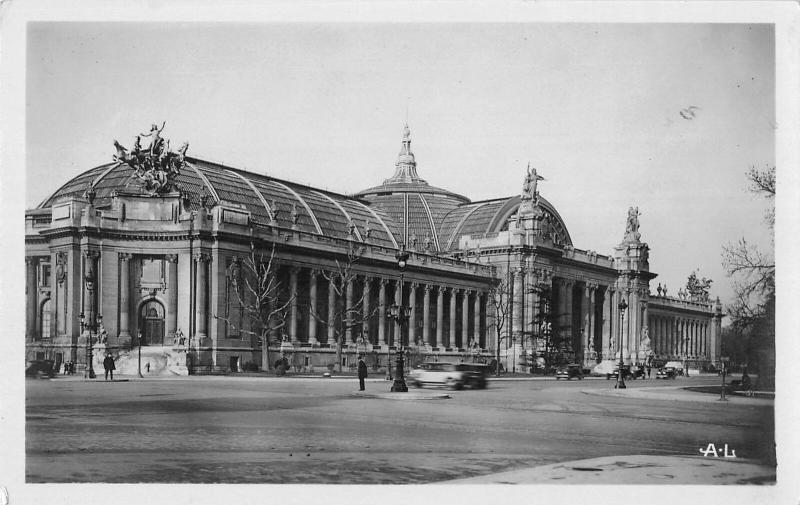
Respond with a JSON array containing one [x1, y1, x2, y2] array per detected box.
[[113, 122, 189, 195]]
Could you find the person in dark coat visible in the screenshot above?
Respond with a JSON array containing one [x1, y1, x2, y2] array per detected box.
[[103, 354, 116, 381], [357, 355, 368, 391]]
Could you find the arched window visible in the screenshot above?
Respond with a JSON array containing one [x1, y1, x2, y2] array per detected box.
[[40, 299, 51, 340]]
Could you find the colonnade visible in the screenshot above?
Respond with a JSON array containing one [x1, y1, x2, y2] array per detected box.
[[648, 314, 711, 359]]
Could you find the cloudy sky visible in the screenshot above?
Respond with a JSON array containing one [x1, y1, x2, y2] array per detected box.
[[24, 22, 775, 306]]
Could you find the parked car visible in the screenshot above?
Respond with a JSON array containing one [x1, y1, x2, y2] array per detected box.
[[409, 362, 488, 390], [657, 366, 678, 379], [26, 359, 55, 379], [556, 363, 584, 380], [608, 364, 641, 380], [663, 361, 685, 376]]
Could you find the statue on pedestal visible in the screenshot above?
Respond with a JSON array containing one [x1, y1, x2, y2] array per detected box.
[[624, 206, 641, 242]]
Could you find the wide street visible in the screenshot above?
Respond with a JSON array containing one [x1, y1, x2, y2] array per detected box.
[[25, 373, 775, 484]]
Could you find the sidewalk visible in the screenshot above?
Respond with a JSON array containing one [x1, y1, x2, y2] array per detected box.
[[445, 455, 775, 484], [582, 385, 774, 405]]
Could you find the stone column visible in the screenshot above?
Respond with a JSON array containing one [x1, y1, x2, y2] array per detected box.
[[448, 288, 457, 348], [327, 275, 336, 344], [512, 270, 524, 338], [26, 257, 37, 341], [409, 282, 418, 345], [308, 269, 319, 344], [601, 287, 611, 359], [289, 266, 299, 343], [588, 284, 596, 357], [582, 284, 592, 356], [362, 276, 371, 345], [436, 286, 444, 348], [462, 289, 470, 348], [346, 279, 354, 343], [378, 278, 387, 346], [485, 294, 494, 350], [166, 254, 178, 337], [565, 280, 574, 351], [194, 252, 211, 342], [118, 253, 133, 342], [473, 291, 482, 347], [423, 284, 431, 345]]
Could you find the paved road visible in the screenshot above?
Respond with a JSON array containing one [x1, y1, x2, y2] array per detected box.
[[25, 374, 775, 484]]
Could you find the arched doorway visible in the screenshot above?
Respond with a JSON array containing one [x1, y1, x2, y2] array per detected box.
[[140, 300, 165, 346]]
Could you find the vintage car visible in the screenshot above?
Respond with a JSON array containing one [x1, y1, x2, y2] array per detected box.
[[26, 359, 55, 379], [409, 362, 489, 390], [657, 366, 678, 379], [555, 363, 584, 380]]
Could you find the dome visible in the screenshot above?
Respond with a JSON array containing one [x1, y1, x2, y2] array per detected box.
[[354, 124, 470, 251], [39, 156, 403, 250]]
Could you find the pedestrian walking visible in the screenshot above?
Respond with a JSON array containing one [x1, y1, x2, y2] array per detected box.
[[357, 355, 368, 391], [646, 366, 652, 379], [103, 354, 116, 381]]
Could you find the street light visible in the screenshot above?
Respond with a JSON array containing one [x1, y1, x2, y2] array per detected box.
[[616, 299, 628, 389], [388, 244, 410, 392], [80, 311, 101, 379], [137, 329, 144, 378]]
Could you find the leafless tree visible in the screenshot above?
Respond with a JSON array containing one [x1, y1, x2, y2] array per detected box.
[[312, 242, 377, 373], [488, 274, 512, 375], [215, 242, 292, 372]]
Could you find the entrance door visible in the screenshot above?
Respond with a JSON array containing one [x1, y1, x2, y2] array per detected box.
[[140, 300, 165, 346]]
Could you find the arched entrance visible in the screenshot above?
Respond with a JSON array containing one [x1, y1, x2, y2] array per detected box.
[[140, 300, 165, 346]]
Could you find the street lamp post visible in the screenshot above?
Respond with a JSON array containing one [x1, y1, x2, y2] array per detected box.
[[80, 312, 100, 379], [389, 245, 410, 392], [137, 329, 144, 378], [616, 299, 628, 389]]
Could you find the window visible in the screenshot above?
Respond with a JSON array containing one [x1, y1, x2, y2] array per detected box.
[[40, 299, 51, 340], [40, 263, 51, 288]]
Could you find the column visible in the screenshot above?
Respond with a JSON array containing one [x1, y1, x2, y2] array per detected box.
[[308, 269, 318, 344], [346, 279, 354, 343], [117, 253, 132, 340], [362, 276, 371, 345], [436, 286, 444, 348], [423, 284, 431, 346], [378, 278, 387, 346], [166, 254, 178, 337], [26, 257, 37, 341], [512, 270, 524, 338], [289, 266, 299, 343], [409, 282, 418, 345], [582, 284, 592, 355], [474, 291, 482, 347], [588, 284, 596, 356], [462, 289, 470, 348], [601, 287, 611, 359], [525, 271, 537, 340], [193, 252, 210, 341], [327, 274, 336, 344], [448, 288, 457, 348], [565, 280, 574, 351]]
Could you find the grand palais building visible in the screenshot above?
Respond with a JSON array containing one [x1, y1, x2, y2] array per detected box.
[[25, 124, 723, 376]]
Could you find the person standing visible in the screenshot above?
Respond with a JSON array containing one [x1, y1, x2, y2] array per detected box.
[[357, 355, 368, 391], [103, 354, 116, 381]]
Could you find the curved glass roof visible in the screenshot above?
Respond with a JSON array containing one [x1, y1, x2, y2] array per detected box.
[[39, 157, 401, 249]]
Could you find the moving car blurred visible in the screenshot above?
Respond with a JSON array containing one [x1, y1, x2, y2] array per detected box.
[[555, 363, 584, 380], [26, 359, 55, 379], [408, 362, 489, 390], [657, 366, 678, 379]]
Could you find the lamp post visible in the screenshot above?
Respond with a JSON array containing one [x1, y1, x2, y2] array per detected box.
[[512, 335, 517, 373], [80, 312, 100, 379], [616, 299, 628, 389], [389, 245, 410, 392], [137, 329, 144, 378]]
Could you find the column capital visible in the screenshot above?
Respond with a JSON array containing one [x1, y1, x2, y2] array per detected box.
[[193, 252, 212, 263], [25, 256, 37, 265], [83, 250, 100, 260], [424, 283, 433, 293], [289, 265, 301, 275], [165, 254, 178, 263], [438, 285, 447, 294], [379, 277, 389, 287], [310, 268, 321, 277], [410, 281, 420, 290], [119, 252, 134, 262]]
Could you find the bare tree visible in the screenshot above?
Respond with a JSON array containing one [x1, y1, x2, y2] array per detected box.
[[721, 165, 775, 387], [312, 242, 377, 373], [215, 242, 292, 372], [488, 275, 512, 375]]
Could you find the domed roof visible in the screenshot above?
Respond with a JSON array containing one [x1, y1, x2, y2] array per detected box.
[[354, 124, 470, 251], [39, 156, 402, 249], [439, 195, 573, 251]]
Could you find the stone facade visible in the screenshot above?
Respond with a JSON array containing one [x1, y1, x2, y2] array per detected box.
[[24, 124, 721, 375]]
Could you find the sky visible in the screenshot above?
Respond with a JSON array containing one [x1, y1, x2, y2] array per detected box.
[[24, 22, 775, 307]]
